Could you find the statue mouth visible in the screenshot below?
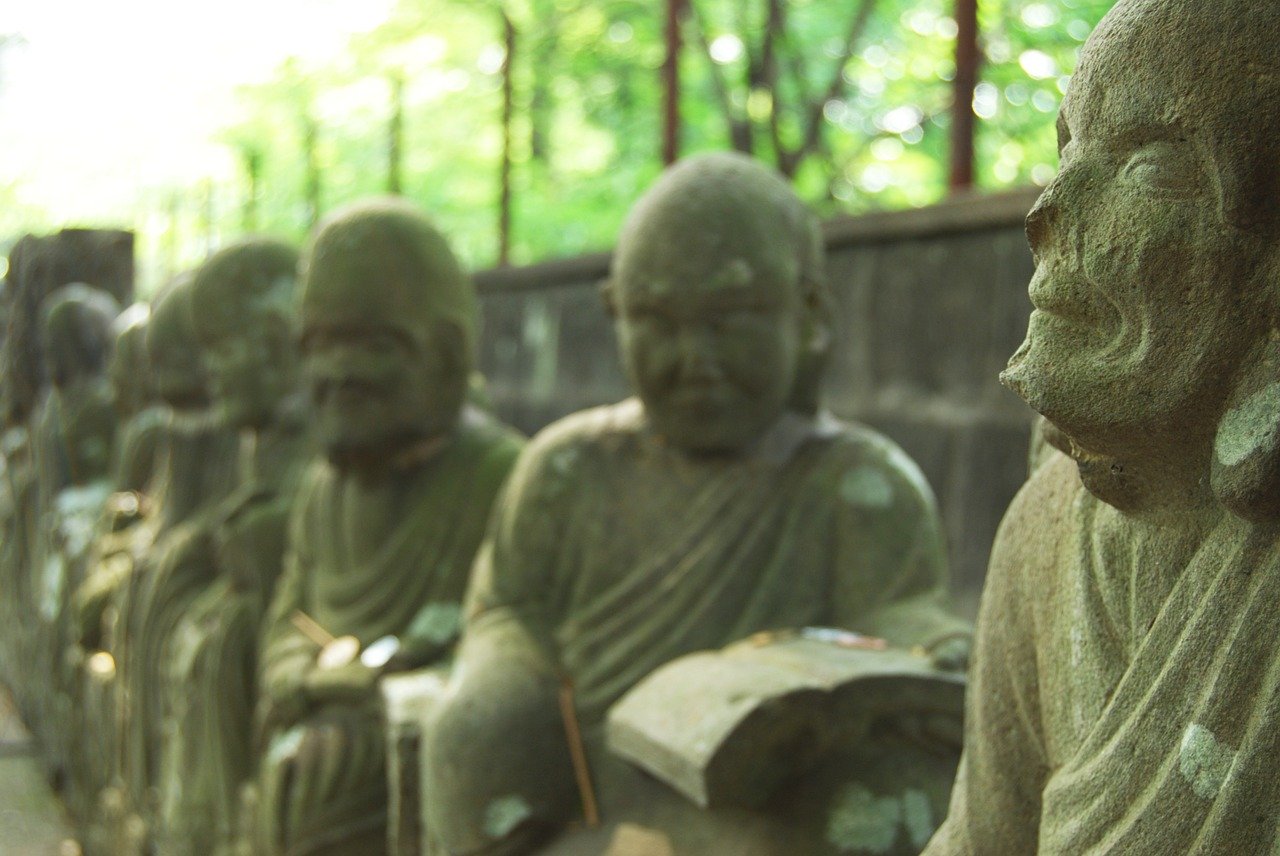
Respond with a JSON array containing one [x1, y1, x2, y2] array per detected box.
[[317, 377, 381, 401], [1028, 281, 1094, 326]]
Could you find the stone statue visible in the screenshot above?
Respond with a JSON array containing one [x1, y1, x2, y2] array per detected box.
[[424, 153, 969, 855], [107, 304, 166, 497], [155, 238, 310, 856], [27, 286, 119, 787], [116, 276, 240, 836], [923, 2, 1280, 853], [71, 306, 165, 658], [38, 284, 120, 490], [255, 198, 523, 855]]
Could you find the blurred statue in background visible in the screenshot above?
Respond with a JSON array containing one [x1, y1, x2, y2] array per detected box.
[[37, 284, 120, 491], [425, 153, 969, 855], [115, 275, 240, 840], [255, 198, 523, 856], [924, 1, 1280, 853], [26, 284, 120, 798], [107, 303, 166, 497], [154, 238, 311, 856]]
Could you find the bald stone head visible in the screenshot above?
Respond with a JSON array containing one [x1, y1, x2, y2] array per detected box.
[[146, 274, 210, 412], [1002, 0, 1280, 514], [41, 284, 120, 390], [608, 152, 830, 454], [108, 303, 154, 418], [299, 197, 475, 466], [190, 238, 300, 430]]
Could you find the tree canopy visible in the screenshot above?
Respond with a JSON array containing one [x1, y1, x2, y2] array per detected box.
[[42, 0, 1120, 284]]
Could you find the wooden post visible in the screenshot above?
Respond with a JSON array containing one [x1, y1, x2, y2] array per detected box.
[[949, 0, 980, 191], [661, 0, 687, 165]]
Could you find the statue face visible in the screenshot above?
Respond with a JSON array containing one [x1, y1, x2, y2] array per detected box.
[[204, 309, 293, 430], [300, 321, 449, 463], [614, 243, 804, 454], [150, 344, 209, 411], [1001, 11, 1272, 453]]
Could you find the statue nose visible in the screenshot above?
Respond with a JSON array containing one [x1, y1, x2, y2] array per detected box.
[[677, 329, 724, 385]]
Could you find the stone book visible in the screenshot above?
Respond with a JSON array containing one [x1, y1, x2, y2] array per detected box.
[[606, 632, 964, 810]]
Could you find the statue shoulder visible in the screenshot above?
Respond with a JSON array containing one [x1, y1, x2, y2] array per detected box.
[[814, 417, 940, 517], [452, 406, 526, 471], [520, 398, 643, 468]]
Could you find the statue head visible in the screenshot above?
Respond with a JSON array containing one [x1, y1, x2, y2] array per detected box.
[[190, 238, 300, 431], [41, 283, 120, 390], [606, 152, 831, 454], [108, 303, 154, 418], [298, 197, 475, 467], [146, 274, 211, 412], [1001, 0, 1280, 515]]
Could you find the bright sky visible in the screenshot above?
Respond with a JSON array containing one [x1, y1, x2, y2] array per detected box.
[[1, 0, 393, 228]]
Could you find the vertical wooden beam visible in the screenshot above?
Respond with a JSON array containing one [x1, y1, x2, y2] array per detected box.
[[388, 71, 405, 195], [242, 147, 262, 233], [499, 12, 516, 266], [949, 0, 980, 191], [303, 112, 322, 228], [662, 0, 687, 165]]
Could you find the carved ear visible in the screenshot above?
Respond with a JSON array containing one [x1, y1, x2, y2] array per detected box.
[[1211, 334, 1280, 522], [598, 277, 618, 319], [801, 276, 834, 357], [787, 277, 834, 416]]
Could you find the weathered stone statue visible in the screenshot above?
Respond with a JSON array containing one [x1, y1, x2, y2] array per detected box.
[[424, 153, 968, 855], [924, 2, 1280, 853], [155, 238, 310, 856], [71, 306, 165, 658], [29, 284, 120, 793], [38, 284, 120, 490], [117, 277, 240, 835], [107, 304, 166, 496], [255, 198, 523, 855]]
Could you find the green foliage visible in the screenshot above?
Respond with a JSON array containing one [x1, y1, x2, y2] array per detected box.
[[197, 0, 1113, 270]]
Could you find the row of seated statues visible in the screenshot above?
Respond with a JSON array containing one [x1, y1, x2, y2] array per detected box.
[[2, 152, 971, 856], [5, 1, 1280, 851]]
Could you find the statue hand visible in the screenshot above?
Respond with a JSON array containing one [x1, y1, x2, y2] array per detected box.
[[303, 661, 381, 704], [928, 634, 972, 673], [260, 680, 311, 732]]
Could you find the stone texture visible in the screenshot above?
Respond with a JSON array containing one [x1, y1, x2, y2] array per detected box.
[[925, 1, 1280, 852]]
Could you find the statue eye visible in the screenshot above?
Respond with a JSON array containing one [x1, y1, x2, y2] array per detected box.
[[1121, 140, 1201, 195], [624, 305, 673, 332]]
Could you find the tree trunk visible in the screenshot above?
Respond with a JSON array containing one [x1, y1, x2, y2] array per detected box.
[[302, 113, 321, 228], [388, 72, 405, 195], [949, 0, 981, 191], [662, 0, 687, 165], [499, 12, 516, 265], [242, 147, 262, 233]]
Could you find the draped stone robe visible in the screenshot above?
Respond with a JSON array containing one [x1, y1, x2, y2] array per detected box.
[[157, 423, 309, 856], [427, 398, 964, 853], [257, 408, 522, 856], [925, 452, 1280, 855], [117, 412, 240, 820]]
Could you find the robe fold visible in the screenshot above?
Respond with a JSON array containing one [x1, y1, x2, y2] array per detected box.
[[257, 408, 521, 856], [158, 424, 308, 856], [429, 398, 964, 853], [116, 414, 239, 819], [925, 451, 1280, 855]]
